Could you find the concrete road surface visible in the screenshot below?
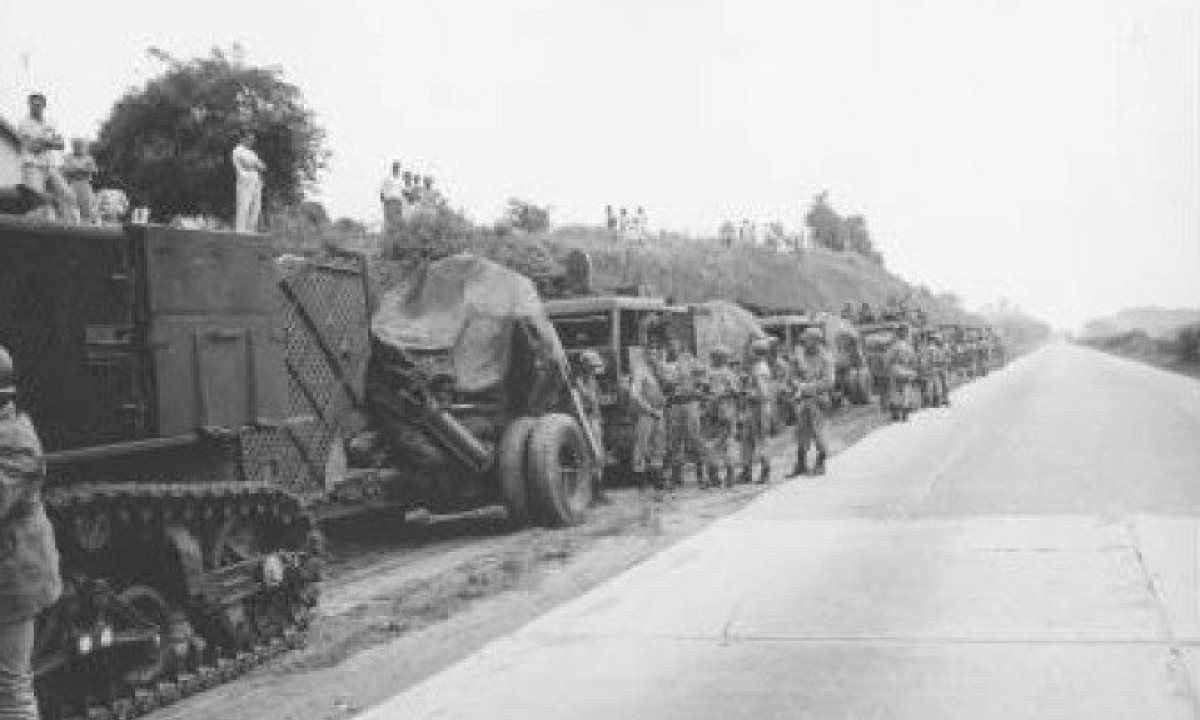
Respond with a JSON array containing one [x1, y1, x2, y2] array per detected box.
[[359, 344, 1200, 719]]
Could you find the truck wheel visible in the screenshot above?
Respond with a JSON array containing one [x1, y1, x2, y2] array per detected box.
[[499, 416, 539, 527], [527, 413, 594, 527]]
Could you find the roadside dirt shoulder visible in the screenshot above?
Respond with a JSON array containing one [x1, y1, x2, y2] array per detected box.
[[149, 404, 888, 720]]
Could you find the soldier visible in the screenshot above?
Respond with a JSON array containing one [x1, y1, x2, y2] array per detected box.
[[740, 338, 774, 483], [660, 336, 709, 488], [704, 347, 740, 489], [929, 333, 951, 407], [884, 324, 919, 421], [0, 345, 62, 720], [789, 327, 835, 476], [915, 333, 937, 408], [627, 344, 667, 491], [573, 350, 608, 502]]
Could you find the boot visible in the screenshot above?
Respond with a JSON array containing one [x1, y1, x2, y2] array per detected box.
[[790, 450, 808, 477], [813, 451, 827, 476], [758, 461, 771, 484], [740, 466, 753, 484], [724, 465, 735, 489]]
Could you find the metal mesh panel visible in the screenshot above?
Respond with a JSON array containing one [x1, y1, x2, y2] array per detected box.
[[266, 253, 370, 501]]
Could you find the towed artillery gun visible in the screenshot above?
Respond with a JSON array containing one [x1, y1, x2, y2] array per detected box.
[[362, 253, 598, 527], [0, 219, 596, 717]]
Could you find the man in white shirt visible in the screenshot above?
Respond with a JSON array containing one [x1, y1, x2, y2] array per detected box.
[[16, 93, 76, 221], [231, 131, 266, 233]]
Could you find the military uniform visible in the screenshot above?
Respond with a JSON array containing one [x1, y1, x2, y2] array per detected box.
[[661, 351, 709, 487], [789, 343, 835, 475], [740, 351, 774, 483], [627, 354, 666, 487], [884, 336, 919, 420], [1, 348, 61, 720], [704, 356, 741, 488], [572, 356, 606, 498]]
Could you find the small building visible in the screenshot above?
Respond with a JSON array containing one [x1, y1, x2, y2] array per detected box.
[[0, 117, 21, 186]]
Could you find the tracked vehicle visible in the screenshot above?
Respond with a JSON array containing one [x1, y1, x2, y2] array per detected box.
[[1, 219, 597, 717], [0, 221, 334, 718]]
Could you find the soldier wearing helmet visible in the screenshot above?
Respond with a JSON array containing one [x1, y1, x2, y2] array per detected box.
[[626, 336, 667, 491], [573, 350, 608, 502], [739, 337, 775, 483], [704, 346, 740, 488], [660, 334, 709, 489], [0, 345, 62, 720], [788, 327, 836, 476]]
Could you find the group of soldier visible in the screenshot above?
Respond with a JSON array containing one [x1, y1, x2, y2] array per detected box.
[[571, 326, 840, 496], [569, 307, 1005, 500]]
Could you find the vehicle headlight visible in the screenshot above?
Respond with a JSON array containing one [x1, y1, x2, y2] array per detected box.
[[99, 625, 114, 648], [77, 634, 93, 655]]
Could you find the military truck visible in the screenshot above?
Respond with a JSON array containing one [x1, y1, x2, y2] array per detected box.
[[544, 293, 685, 480], [0, 220, 595, 718]]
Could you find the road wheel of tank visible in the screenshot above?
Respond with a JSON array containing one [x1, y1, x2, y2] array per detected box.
[[112, 585, 174, 687], [208, 517, 273, 650], [498, 416, 539, 527], [527, 413, 594, 527]]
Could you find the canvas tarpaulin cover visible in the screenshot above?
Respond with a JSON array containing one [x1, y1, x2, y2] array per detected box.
[[691, 300, 768, 360], [371, 253, 567, 393]]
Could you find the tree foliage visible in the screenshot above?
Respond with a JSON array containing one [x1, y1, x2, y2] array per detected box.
[[93, 45, 329, 222], [804, 191, 881, 262], [503, 198, 551, 234]]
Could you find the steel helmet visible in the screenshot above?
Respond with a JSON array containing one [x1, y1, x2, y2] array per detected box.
[[579, 350, 605, 371], [0, 345, 15, 397]]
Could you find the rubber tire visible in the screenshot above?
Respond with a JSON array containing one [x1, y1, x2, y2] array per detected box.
[[499, 416, 539, 527], [527, 413, 594, 527]]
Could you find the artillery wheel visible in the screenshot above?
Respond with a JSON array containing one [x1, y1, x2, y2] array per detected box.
[[498, 416, 539, 526], [527, 413, 593, 527], [113, 585, 174, 687]]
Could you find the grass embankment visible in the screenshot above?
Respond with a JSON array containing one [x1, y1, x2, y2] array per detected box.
[[1080, 331, 1200, 381], [346, 224, 979, 324]]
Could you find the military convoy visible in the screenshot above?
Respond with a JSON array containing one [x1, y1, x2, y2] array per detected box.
[[0, 219, 597, 718], [0, 212, 1009, 716]]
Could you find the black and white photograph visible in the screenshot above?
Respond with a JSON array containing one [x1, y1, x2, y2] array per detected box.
[[1, 1, 1198, 718]]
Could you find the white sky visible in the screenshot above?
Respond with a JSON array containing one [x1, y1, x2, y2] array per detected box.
[[1, 0, 1197, 329]]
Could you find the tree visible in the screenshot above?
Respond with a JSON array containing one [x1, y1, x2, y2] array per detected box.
[[804, 191, 844, 251], [94, 46, 329, 223], [844, 214, 873, 255], [503, 198, 550, 234]]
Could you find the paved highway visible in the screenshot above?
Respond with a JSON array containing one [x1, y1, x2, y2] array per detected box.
[[360, 344, 1200, 719]]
